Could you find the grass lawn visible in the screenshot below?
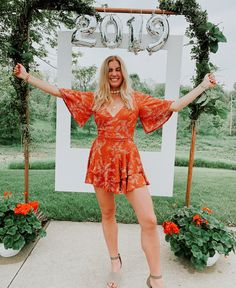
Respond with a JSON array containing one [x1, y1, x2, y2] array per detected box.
[[1, 167, 235, 226]]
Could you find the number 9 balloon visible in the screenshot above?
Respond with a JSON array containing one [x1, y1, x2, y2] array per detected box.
[[100, 14, 123, 49], [71, 15, 97, 47], [146, 15, 169, 55]]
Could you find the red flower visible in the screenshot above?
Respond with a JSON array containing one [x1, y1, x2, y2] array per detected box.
[[193, 214, 201, 221], [14, 203, 32, 215], [163, 221, 180, 235], [193, 214, 209, 226], [4, 191, 12, 198], [28, 201, 39, 212], [202, 207, 213, 214]]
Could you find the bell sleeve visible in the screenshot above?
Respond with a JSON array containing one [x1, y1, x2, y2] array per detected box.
[[135, 91, 174, 134], [59, 88, 94, 127]]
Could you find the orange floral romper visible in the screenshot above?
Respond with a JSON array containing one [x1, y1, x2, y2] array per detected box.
[[60, 89, 173, 194]]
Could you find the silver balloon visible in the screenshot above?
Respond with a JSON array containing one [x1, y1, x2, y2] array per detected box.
[[127, 15, 144, 55], [146, 15, 169, 55], [100, 14, 123, 49], [72, 15, 97, 47]]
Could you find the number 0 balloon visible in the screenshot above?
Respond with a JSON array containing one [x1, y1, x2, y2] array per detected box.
[[100, 14, 123, 49]]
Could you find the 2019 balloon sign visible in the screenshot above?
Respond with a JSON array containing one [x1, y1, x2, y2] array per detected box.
[[71, 14, 169, 55]]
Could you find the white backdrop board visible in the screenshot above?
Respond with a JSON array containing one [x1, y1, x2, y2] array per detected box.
[[55, 31, 183, 196]]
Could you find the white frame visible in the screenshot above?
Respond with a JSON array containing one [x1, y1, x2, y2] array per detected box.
[[55, 31, 183, 196]]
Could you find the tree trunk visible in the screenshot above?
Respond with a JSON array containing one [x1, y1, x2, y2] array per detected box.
[[185, 120, 197, 207]]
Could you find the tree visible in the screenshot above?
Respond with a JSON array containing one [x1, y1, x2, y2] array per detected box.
[[71, 52, 97, 135], [229, 83, 236, 135], [0, 0, 95, 202], [159, 0, 227, 206], [129, 73, 153, 95], [0, 69, 21, 144]]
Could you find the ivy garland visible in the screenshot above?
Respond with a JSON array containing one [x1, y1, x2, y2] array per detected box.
[[159, 0, 227, 120]]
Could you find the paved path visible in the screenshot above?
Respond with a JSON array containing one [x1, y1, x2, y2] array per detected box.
[[1, 221, 236, 288]]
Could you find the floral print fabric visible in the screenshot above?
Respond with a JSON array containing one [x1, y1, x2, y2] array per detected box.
[[60, 88, 173, 194]]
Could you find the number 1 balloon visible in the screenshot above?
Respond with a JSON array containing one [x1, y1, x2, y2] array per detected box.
[[100, 14, 123, 49], [146, 15, 169, 55], [127, 15, 144, 55], [72, 15, 97, 47]]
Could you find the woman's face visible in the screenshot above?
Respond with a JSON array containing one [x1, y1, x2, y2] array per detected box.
[[108, 60, 123, 90]]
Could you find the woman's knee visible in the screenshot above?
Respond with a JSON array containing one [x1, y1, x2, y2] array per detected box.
[[101, 206, 116, 220], [140, 214, 157, 230]]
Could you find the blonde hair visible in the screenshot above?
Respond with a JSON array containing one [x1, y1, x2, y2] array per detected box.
[[93, 55, 134, 111]]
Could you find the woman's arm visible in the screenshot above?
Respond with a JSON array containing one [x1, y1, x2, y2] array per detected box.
[[169, 73, 216, 112], [13, 63, 62, 98]]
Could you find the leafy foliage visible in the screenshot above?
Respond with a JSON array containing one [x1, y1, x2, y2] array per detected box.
[[163, 206, 236, 270], [159, 0, 227, 120], [0, 0, 95, 151], [0, 193, 46, 250]]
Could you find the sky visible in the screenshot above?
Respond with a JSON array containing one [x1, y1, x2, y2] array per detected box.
[[39, 0, 236, 91]]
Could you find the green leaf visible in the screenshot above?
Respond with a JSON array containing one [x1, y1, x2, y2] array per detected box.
[[196, 94, 207, 104], [4, 218, 14, 227], [209, 42, 219, 53], [6, 226, 18, 236], [3, 235, 14, 249], [39, 229, 47, 238], [13, 236, 25, 250], [0, 203, 8, 213]]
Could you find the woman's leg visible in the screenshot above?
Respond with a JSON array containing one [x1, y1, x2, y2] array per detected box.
[[125, 185, 164, 288], [94, 186, 121, 273]]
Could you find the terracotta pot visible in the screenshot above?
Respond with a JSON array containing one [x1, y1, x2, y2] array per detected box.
[[0, 243, 21, 257], [206, 251, 220, 266]]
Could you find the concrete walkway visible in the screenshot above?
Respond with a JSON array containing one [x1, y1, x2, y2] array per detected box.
[[0, 221, 236, 288]]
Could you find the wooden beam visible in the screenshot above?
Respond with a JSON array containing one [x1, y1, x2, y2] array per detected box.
[[95, 7, 176, 15]]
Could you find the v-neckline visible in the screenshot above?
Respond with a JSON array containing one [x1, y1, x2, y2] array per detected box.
[[105, 106, 125, 118]]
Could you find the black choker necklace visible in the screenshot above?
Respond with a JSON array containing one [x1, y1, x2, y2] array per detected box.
[[110, 90, 120, 94]]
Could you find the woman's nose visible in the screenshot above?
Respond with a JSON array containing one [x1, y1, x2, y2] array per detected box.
[[110, 70, 117, 76]]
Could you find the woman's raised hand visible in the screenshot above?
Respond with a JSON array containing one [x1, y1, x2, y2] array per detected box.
[[13, 63, 28, 80], [201, 73, 217, 90]]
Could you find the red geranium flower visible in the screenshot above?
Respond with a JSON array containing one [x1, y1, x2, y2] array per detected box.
[[162, 221, 180, 235], [14, 203, 32, 215], [202, 207, 213, 214], [4, 191, 12, 198], [28, 201, 39, 212], [193, 214, 209, 226]]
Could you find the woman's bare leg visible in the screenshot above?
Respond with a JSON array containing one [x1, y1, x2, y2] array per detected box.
[[125, 185, 164, 288], [94, 186, 121, 277]]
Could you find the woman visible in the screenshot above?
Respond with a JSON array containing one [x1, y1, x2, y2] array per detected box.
[[13, 56, 216, 288]]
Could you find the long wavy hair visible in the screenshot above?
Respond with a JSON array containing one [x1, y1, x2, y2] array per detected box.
[[93, 55, 134, 111]]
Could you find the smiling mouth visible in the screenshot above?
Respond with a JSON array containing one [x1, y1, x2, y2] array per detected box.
[[110, 78, 120, 81]]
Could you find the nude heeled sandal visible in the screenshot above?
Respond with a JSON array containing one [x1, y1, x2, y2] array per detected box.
[[107, 253, 122, 288], [146, 274, 162, 288]]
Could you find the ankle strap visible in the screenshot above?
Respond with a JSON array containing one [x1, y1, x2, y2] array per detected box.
[[150, 274, 162, 279], [110, 253, 120, 260]]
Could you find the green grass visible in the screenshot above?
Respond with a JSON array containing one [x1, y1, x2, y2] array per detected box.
[[8, 157, 236, 170], [0, 167, 235, 226]]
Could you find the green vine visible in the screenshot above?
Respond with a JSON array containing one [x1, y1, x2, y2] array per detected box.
[[159, 0, 227, 120]]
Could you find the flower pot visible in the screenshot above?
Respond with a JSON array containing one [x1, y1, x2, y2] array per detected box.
[[0, 243, 21, 257], [206, 251, 220, 267]]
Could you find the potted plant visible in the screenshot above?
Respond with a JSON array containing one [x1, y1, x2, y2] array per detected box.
[[0, 192, 46, 257], [162, 206, 236, 270]]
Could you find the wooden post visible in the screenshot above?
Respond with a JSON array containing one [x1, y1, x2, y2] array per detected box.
[[24, 90, 29, 203], [185, 120, 197, 207], [95, 7, 175, 15]]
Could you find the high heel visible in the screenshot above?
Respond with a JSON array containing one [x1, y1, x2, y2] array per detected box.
[[146, 274, 162, 288], [107, 253, 122, 288]]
